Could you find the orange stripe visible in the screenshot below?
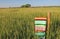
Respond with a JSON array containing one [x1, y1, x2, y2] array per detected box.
[[35, 17, 47, 20]]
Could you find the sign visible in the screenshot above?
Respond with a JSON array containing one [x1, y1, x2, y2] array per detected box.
[[35, 32, 45, 36], [35, 17, 47, 37], [35, 21, 46, 25], [35, 25, 46, 32]]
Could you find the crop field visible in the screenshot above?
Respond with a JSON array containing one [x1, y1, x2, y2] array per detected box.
[[0, 7, 60, 39]]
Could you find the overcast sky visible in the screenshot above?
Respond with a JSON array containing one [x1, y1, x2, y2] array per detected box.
[[0, 0, 60, 8]]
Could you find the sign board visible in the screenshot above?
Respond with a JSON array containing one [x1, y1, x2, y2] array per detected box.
[[35, 25, 46, 32], [34, 17, 47, 37], [35, 32, 45, 36]]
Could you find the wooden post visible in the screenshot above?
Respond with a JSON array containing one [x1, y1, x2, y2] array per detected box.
[[47, 12, 50, 39]]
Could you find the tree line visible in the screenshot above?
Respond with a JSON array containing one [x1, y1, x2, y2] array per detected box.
[[21, 4, 31, 8]]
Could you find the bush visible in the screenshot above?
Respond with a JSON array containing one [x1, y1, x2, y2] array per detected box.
[[21, 4, 31, 8]]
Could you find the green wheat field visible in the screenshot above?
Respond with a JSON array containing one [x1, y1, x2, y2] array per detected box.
[[0, 7, 60, 39]]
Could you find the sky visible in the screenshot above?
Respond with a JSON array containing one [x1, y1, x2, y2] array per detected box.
[[0, 0, 60, 8]]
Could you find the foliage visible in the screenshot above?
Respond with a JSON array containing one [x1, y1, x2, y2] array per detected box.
[[21, 4, 31, 8]]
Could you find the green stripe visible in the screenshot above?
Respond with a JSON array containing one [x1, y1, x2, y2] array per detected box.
[[35, 32, 45, 36], [35, 24, 46, 26], [35, 24, 46, 25], [35, 21, 46, 24]]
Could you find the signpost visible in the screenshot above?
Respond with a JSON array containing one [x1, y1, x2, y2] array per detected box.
[[34, 17, 47, 39], [34, 12, 50, 39]]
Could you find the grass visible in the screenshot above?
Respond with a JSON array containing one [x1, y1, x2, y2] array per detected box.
[[0, 7, 60, 39]]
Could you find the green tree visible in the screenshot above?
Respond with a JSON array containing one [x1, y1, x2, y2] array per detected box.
[[21, 4, 31, 8]]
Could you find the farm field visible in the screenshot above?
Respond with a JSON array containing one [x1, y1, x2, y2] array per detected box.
[[0, 7, 60, 39]]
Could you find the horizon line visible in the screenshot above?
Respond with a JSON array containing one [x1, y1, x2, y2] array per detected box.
[[0, 5, 60, 8]]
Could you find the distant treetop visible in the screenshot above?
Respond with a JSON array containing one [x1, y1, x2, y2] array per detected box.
[[21, 4, 31, 8]]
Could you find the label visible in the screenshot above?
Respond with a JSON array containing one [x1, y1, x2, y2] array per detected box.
[[35, 32, 45, 36], [35, 21, 46, 25]]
